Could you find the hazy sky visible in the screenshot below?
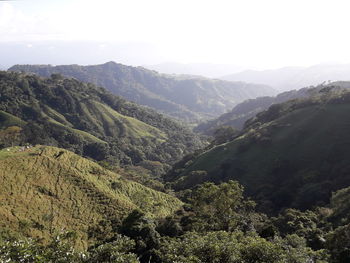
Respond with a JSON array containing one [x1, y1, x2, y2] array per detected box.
[[1, 0, 350, 69]]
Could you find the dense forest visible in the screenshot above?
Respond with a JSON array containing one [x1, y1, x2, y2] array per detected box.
[[9, 62, 276, 123]]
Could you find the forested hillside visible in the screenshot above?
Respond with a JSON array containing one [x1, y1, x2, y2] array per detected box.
[[167, 83, 350, 213], [9, 62, 276, 122], [195, 87, 313, 135], [0, 71, 203, 169]]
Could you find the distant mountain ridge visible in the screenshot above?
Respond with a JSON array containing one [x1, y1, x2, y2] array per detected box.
[[9, 62, 276, 123], [144, 62, 245, 78], [221, 64, 350, 91]]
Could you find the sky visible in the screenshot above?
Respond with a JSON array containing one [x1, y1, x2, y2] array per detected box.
[[1, 0, 350, 69]]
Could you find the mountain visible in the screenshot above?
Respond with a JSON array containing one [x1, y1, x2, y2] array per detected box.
[[221, 64, 350, 91], [0, 41, 163, 69], [9, 62, 276, 123], [0, 145, 182, 248], [0, 71, 203, 168], [166, 83, 350, 213], [195, 87, 313, 135], [144, 62, 245, 78]]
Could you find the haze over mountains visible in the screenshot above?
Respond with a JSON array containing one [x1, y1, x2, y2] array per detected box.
[[146, 62, 350, 92], [221, 64, 350, 91], [0, 41, 163, 69], [144, 62, 245, 78], [5, 40, 350, 95]]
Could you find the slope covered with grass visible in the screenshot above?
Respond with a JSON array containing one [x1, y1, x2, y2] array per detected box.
[[0, 145, 182, 248]]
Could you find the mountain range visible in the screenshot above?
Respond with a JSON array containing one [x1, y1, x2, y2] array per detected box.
[[9, 62, 276, 123]]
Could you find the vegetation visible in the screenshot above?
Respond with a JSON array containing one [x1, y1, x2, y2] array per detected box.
[[166, 84, 350, 213], [0, 233, 140, 262], [195, 85, 314, 135], [0, 71, 204, 171], [3, 71, 350, 262], [9, 62, 276, 123], [0, 145, 182, 248], [3, 178, 345, 262]]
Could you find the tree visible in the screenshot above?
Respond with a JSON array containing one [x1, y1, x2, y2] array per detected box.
[[120, 210, 160, 262], [155, 231, 328, 263], [326, 224, 350, 263], [0, 126, 22, 147], [211, 126, 239, 146], [188, 180, 256, 232]]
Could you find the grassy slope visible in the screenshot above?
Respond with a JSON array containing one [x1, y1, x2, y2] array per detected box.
[[41, 99, 167, 144], [0, 146, 182, 248], [41, 99, 166, 142], [92, 101, 167, 141], [0, 111, 26, 129], [171, 101, 350, 211]]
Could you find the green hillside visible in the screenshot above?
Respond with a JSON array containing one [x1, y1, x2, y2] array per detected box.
[[194, 86, 315, 135], [9, 62, 276, 123], [166, 85, 350, 213], [0, 111, 26, 129], [0, 71, 203, 167], [0, 145, 182, 248]]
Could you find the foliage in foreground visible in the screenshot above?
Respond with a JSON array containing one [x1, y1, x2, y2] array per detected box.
[[3, 180, 350, 262], [156, 231, 328, 263], [0, 233, 139, 263]]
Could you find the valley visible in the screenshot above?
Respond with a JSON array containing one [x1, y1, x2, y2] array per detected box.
[[2, 66, 350, 262]]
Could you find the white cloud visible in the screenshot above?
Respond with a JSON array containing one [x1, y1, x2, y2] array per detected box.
[[1, 0, 350, 68], [0, 2, 63, 41]]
